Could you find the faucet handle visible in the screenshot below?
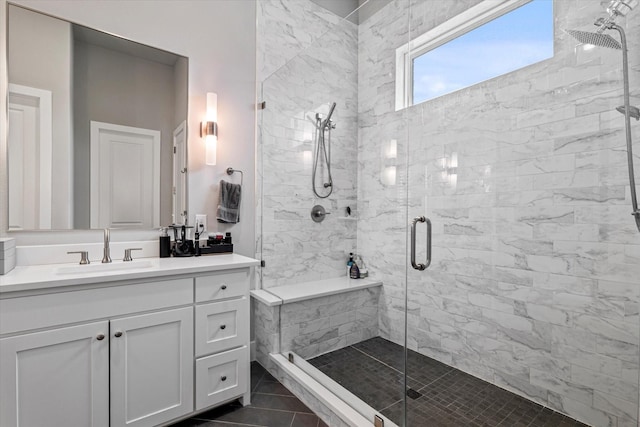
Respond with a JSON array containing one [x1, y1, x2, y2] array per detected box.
[[123, 248, 143, 262], [68, 251, 90, 265]]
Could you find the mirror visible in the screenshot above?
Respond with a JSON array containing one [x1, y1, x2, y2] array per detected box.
[[7, 4, 188, 231]]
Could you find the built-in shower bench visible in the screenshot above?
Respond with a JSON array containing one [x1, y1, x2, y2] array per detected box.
[[251, 277, 382, 363]]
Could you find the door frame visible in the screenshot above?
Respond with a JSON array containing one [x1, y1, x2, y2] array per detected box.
[[172, 120, 187, 225], [8, 83, 53, 230]]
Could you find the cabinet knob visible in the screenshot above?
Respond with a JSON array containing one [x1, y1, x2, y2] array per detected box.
[[221, 284, 227, 290], [114, 331, 123, 338], [220, 324, 226, 330], [221, 375, 227, 382], [96, 333, 105, 341]]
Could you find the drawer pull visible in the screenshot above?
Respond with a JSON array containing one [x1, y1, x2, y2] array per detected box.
[[114, 331, 123, 338], [221, 375, 227, 382], [96, 333, 105, 341], [220, 324, 226, 330], [221, 284, 227, 290]]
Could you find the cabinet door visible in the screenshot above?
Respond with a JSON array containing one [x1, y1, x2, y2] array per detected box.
[[0, 321, 109, 427], [110, 307, 193, 427]]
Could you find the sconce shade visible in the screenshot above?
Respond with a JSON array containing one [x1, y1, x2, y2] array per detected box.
[[202, 92, 218, 165]]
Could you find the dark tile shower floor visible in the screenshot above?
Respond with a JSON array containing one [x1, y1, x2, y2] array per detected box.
[[308, 337, 590, 427]]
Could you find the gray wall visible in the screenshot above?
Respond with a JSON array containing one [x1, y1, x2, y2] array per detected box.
[[8, 5, 73, 229], [73, 40, 178, 228]]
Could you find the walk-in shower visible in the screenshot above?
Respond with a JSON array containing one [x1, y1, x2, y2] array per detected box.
[[312, 102, 336, 198], [566, 0, 640, 232], [255, 0, 640, 425]]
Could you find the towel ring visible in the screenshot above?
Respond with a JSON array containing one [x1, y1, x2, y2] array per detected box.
[[226, 167, 244, 187]]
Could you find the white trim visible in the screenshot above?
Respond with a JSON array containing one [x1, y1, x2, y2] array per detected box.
[[288, 352, 398, 427], [90, 121, 161, 228], [172, 121, 187, 225], [270, 353, 375, 427], [8, 84, 53, 229], [395, 0, 531, 111]]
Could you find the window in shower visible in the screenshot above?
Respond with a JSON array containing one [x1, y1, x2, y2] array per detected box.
[[395, 0, 553, 109]]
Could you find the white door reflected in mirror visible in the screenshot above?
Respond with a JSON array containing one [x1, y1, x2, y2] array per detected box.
[[90, 122, 160, 229], [8, 84, 53, 231]]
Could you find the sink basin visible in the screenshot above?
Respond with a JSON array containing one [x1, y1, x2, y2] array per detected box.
[[55, 260, 154, 275]]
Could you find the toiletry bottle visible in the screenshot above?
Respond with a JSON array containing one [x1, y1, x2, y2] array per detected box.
[[347, 253, 354, 276], [357, 255, 368, 278], [350, 258, 360, 279], [159, 227, 171, 258], [194, 231, 201, 257]]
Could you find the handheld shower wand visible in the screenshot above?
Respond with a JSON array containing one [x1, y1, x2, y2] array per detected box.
[[313, 102, 337, 198]]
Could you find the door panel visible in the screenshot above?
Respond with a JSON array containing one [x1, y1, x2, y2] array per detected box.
[[7, 84, 52, 230], [110, 307, 193, 427], [90, 121, 160, 228], [0, 321, 109, 427]]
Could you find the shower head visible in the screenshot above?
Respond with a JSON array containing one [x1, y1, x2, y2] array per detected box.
[[564, 29, 622, 50]]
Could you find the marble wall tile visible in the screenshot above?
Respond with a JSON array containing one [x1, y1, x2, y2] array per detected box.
[[278, 287, 380, 358], [257, 0, 359, 289], [357, 0, 640, 425], [257, 0, 640, 425]]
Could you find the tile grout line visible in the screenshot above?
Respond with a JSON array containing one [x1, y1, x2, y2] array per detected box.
[[353, 343, 458, 391], [350, 345, 431, 388]]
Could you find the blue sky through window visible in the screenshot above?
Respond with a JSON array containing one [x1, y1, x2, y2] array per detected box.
[[412, 0, 554, 104]]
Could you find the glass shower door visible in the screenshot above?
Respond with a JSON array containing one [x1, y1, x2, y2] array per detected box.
[[403, 1, 640, 427]]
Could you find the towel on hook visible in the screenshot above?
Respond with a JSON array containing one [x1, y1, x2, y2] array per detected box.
[[217, 180, 241, 223]]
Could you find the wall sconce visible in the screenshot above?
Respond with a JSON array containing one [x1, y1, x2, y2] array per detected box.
[[201, 92, 218, 165]]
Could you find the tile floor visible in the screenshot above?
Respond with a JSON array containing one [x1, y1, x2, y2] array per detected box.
[[308, 337, 591, 427], [170, 362, 327, 427]]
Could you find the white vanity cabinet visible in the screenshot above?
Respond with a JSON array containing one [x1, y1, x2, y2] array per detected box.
[[0, 257, 256, 427]]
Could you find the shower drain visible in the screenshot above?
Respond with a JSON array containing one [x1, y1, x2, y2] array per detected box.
[[406, 388, 422, 399]]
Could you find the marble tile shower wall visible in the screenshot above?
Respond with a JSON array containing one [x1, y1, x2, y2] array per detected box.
[[257, 0, 359, 288], [357, 1, 640, 426]]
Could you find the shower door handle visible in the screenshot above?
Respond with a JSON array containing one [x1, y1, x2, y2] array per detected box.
[[410, 216, 432, 271]]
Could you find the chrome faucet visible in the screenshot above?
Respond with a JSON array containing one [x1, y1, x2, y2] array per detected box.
[[102, 229, 112, 263]]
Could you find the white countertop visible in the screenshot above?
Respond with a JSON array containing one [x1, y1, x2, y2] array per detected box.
[[251, 276, 382, 306], [0, 254, 259, 294]]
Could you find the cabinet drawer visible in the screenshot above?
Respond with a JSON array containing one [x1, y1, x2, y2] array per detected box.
[[195, 298, 248, 357], [195, 346, 248, 410], [1, 278, 193, 335], [195, 269, 249, 303]]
